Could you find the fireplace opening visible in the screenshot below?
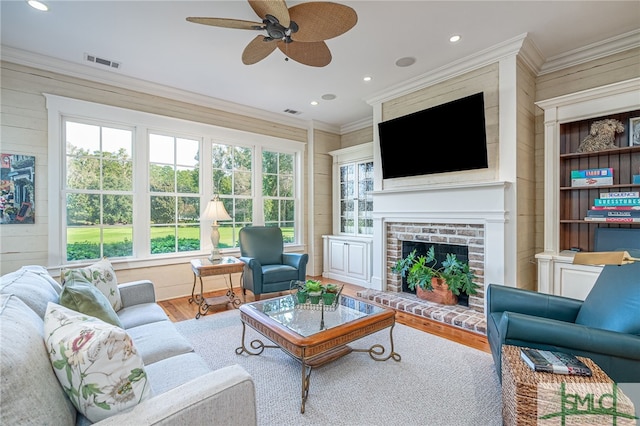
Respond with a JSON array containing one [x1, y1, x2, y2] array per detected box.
[[401, 241, 470, 307]]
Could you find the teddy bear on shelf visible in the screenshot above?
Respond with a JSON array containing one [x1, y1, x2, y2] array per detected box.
[[576, 118, 624, 153]]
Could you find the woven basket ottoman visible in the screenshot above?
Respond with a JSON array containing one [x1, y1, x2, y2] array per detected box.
[[501, 345, 636, 425]]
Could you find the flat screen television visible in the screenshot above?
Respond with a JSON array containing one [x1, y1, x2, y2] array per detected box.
[[378, 92, 488, 179]]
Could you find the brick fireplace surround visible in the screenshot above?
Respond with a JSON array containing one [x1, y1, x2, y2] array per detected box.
[[358, 221, 487, 335]]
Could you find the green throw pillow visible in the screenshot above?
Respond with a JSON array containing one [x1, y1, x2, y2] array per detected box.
[[60, 277, 123, 328], [61, 258, 122, 312]]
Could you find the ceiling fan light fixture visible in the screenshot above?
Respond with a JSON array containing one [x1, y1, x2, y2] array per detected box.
[[187, 0, 356, 67]]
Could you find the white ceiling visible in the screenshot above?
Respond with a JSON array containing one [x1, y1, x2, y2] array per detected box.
[[2, 1, 639, 130]]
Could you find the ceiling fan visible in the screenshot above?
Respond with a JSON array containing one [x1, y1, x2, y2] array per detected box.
[[186, 0, 357, 67]]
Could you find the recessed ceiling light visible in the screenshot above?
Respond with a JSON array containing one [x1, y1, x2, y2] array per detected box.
[[395, 57, 416, 67], [363, 76, 372, 82], [321, 94, 336, 101], [27, 0, 49, 11], [310, 101, 319, 106], [449, 34, 461, 43]]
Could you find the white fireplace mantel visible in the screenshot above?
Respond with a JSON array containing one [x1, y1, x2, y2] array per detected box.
[[370, 180, 514, 293]]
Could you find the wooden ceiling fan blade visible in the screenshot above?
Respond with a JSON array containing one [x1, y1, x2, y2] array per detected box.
[[186, 17, 262, 30], [242, 35, 278, 65], [249, 0, 290, 28], [278, 40, 332, 67], [289, 2, 357, 42]]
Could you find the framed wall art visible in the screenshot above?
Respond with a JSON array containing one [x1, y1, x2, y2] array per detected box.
[[630, 116, 640, 147], [1, 153, 35, 224]]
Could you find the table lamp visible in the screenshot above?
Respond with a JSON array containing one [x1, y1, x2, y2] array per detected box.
[[201, 196, 231, 262], [573, 251, 639, 266]]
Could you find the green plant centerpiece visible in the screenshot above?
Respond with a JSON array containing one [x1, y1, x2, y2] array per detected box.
[[304, 279, 323, 293], [390, 246, 478, 305], [305, 279, 323, 304]]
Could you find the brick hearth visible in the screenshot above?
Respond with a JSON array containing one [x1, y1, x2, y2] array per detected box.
[[357, 289, 487, 335]]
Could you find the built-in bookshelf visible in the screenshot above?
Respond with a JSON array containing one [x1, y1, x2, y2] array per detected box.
[[535, 78, 640, 299], [559, 109, 640, 252]]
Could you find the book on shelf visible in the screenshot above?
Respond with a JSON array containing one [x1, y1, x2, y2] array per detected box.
[[571, 177, 613, 187], [583, 217, 640, 223], [600, 191, 639, 199], [520, 348, 592, 376], [586, 210, 640, 218], [591, 205, 640, 210], [570, 168, 613, 178], [593, 197, 640, 206], [570, 168, 614, 187]]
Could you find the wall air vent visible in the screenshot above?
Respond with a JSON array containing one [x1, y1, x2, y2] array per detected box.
[[283, 108, 302, 115], [84, 53, 121, 70]]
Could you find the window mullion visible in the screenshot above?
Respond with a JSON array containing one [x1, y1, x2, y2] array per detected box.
[[134, 127, 150, 257], [254, 147, 264, 225]]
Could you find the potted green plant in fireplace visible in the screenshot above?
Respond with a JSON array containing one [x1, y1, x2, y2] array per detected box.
[[390, 246, 479, 305]]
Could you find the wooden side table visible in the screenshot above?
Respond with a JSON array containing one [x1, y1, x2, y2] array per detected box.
[[189, 257, 245, 319]]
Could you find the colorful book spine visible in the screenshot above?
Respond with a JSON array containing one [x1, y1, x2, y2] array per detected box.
[[591, 205, 640, 210], [586, 210, 640, 218], [583, 217, 640, 223], [570, 168, 613, 178], [593, 197, 640, 206], [571, 177, 613, 187], [600, 191, 639, 198], [570, 168, 614, 187]]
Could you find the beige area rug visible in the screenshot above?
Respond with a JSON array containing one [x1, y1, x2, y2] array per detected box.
[[175, 309, 502, 426]]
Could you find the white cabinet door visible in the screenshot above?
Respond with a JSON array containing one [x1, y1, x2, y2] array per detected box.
[[328, 238, 347, 274], [329, 143, 373, 237], [322, 235, 372, 286], [345, 240, 367, 279], [553, 262, 602, 300]]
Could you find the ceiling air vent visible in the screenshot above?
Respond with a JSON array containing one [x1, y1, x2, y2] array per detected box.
[[84, 53, 121, 70], [283, 108, 302, 115]]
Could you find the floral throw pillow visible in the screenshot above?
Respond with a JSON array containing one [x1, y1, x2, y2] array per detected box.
[[43, 303, 151, 422], [62, 258, 122, 311]]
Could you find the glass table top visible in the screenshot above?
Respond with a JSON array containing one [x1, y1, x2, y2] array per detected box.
[[247, 295, 385, 337]]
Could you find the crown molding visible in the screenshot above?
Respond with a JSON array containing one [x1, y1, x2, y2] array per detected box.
[[539, 29, 640, 75], [365, 33, 530, 106], [0, 45, 323, 131], [310, 120, 340, 134], [341, 116, 373, 134]]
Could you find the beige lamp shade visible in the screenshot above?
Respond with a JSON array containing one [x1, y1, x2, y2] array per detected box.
[[201, 197, 231, 262], [573, 251, 640, 266], [201, 199, 231, 224]]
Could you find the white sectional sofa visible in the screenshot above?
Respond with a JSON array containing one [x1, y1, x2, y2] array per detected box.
[[0, 264, 257, 425]]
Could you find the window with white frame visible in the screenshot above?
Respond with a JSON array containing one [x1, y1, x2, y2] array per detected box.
[[64, 120, 134, 261], [46, 95, 305, 267], [212, 142, 253, 249], [149, 133, 200, 254], [262, 150, 296, 243]]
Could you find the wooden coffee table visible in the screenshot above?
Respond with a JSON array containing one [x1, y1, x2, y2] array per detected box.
[[236, 295, 401, 413]]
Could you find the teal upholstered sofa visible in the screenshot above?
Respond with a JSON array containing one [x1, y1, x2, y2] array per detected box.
[[487, 262, 640, 383], [239, 226, 308, 300]]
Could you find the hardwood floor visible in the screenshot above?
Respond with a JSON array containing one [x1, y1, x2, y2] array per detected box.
[[157, 276, 490, 353]]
